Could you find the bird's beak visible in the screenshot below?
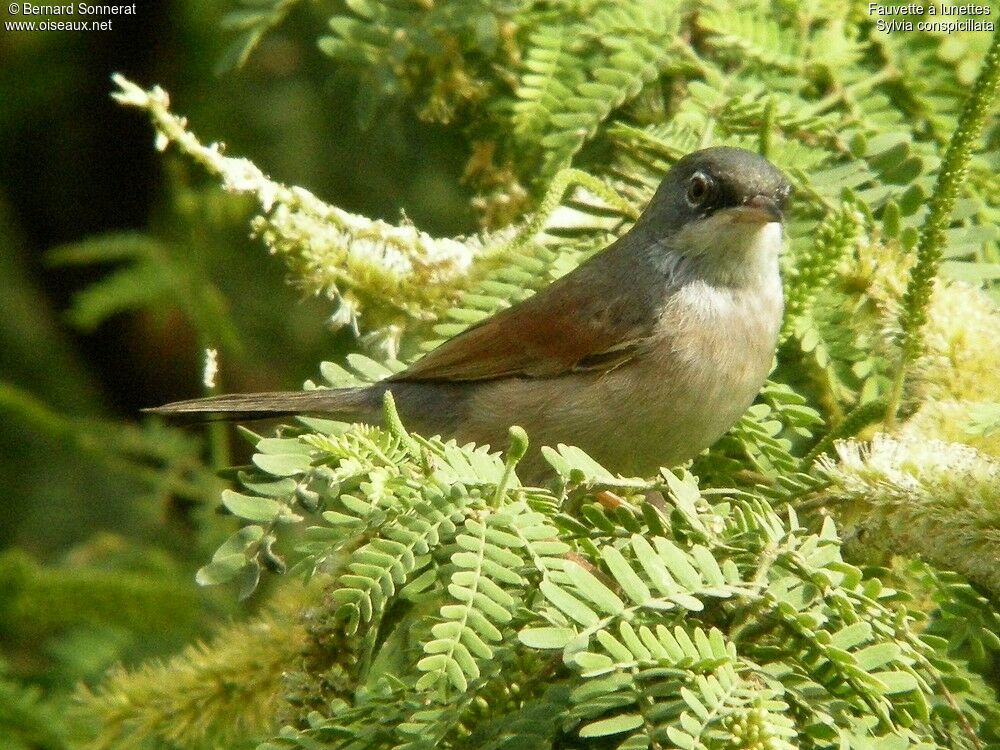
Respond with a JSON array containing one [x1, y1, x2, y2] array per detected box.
[[732, 194, 783, 224]]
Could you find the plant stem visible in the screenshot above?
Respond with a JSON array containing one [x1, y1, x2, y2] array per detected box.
[[885, 26, 1000, 427], [803, 398, 887, 466]]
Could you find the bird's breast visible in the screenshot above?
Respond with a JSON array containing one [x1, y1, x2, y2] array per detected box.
[[458, 275, 783, 478], [654, 276, 783, 386], [600, 279, 779, 466]]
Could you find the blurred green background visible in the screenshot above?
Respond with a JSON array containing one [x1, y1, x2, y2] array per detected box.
[[0, 2, 476, 744], [0, 0, 480, 546]]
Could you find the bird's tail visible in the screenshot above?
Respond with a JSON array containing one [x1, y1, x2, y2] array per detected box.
[[143, 387, 379, 423]]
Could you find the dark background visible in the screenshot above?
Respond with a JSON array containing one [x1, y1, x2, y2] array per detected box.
[[0, 0, 476, 554]]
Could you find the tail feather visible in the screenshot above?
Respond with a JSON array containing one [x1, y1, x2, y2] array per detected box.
[[144, 387, 378, 423]]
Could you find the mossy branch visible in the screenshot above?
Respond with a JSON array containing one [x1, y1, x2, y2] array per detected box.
[[817, 434, 1000, 600], [886, 26, 1000, 426], [77, 586, 310, 749], [109, 76, 643, 353], [110, 74, 489, 342]]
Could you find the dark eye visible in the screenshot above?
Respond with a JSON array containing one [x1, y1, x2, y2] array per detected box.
[[686, 172, 711, 207]]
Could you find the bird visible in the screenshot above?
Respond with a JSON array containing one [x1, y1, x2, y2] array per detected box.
[[148, 146, 791, 481]]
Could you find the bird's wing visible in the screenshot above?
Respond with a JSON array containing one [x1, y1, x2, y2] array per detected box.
[[392, 269, 656, 382]]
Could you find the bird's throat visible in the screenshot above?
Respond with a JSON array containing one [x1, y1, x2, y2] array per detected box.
[[673, 215, 783, 288]]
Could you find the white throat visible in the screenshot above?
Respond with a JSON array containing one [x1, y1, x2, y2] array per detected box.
[[673, 215, 783, 287]]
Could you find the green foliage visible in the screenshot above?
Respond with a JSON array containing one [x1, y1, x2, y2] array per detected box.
[[78, 586, 310, 750], [217, 0, 305, 73], [318, 0, 516, 126], [47, 231, 240, 350], [780, 204, 862, 345], [64, 1, 1000, 748], [0, 549, 204, 639], [914, 564, 1000, 674], [147, 414, 998, 748], [0, 381, 223, 520], [0, 660, 70, 750], [521, 1, 680, 177]]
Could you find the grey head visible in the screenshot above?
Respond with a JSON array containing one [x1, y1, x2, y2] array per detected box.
[[638, 146, 792, 233], [627, 146, 792, 285]]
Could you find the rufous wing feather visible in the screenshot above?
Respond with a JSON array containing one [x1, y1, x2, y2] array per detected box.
[[393, 271, 654, 383]]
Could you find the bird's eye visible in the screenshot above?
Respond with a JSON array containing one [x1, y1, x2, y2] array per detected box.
[[686, 173, 710, 207]]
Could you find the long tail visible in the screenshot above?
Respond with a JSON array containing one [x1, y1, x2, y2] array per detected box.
[[143, 387, 379, 423]]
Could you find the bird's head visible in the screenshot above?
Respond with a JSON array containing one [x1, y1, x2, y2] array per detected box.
[[637, 146, 792, 285]]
